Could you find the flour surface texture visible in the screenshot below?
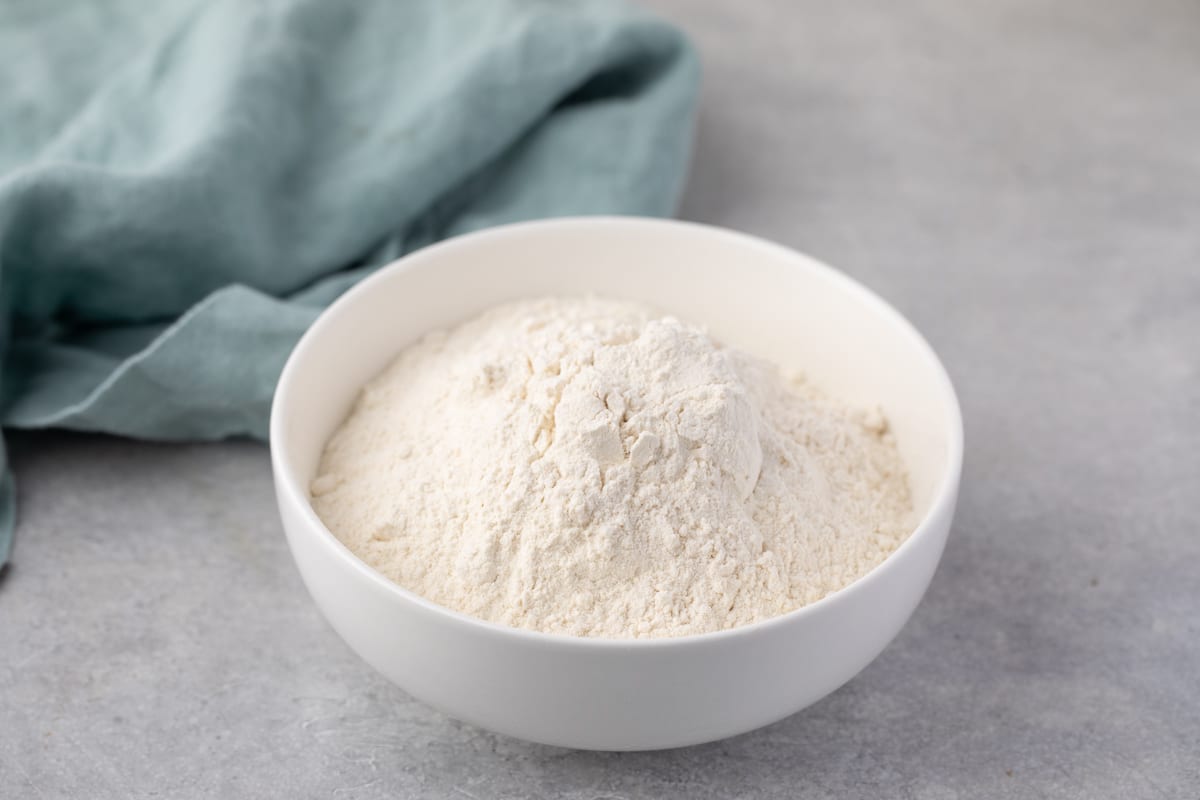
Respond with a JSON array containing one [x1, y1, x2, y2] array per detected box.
[[312, 297, 914, 639]]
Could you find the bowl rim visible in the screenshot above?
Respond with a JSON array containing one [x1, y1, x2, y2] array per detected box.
[[270, 215, 964, 650]]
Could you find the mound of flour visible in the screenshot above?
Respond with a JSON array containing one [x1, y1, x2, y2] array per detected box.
[[311, 297, 913, 638]]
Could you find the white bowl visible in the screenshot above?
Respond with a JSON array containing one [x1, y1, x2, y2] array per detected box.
[[271, 216, 963, 751]]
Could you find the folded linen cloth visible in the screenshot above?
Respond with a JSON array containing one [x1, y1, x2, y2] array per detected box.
[[0, 0, 699, 565]]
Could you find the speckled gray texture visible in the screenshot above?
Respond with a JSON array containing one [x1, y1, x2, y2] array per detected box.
[[2, 0, 1198, 797]]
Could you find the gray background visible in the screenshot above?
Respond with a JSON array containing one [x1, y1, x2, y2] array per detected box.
[[3, 0, 1198, 797]]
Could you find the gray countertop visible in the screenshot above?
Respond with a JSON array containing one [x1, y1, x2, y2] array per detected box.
[[3, 0, 1198, 797]]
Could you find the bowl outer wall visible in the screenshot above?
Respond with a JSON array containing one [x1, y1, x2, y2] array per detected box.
[[270, 216, 964, 750]]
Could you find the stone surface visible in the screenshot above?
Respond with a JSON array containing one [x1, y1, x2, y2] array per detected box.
[[2, 0, 1198, 797]]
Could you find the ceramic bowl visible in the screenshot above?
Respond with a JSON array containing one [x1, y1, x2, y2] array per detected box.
[[270, 216, 963, 750]]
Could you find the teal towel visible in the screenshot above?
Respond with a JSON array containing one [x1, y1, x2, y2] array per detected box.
[[0, 0, 699, 565]]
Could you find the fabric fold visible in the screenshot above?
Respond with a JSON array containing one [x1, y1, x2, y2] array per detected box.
[[0, 0, 700, 563]]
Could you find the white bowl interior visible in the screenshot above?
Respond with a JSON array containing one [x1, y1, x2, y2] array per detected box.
[[277, 218, 956, 528]]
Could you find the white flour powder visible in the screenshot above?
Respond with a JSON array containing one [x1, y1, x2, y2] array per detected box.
[[311, 297, 913, 638]]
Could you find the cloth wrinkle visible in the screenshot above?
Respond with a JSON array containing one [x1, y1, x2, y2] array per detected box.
[[0, 0, 699, 564]]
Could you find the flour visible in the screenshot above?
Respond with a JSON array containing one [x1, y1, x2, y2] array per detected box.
[[311, 297, 914, 639]]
